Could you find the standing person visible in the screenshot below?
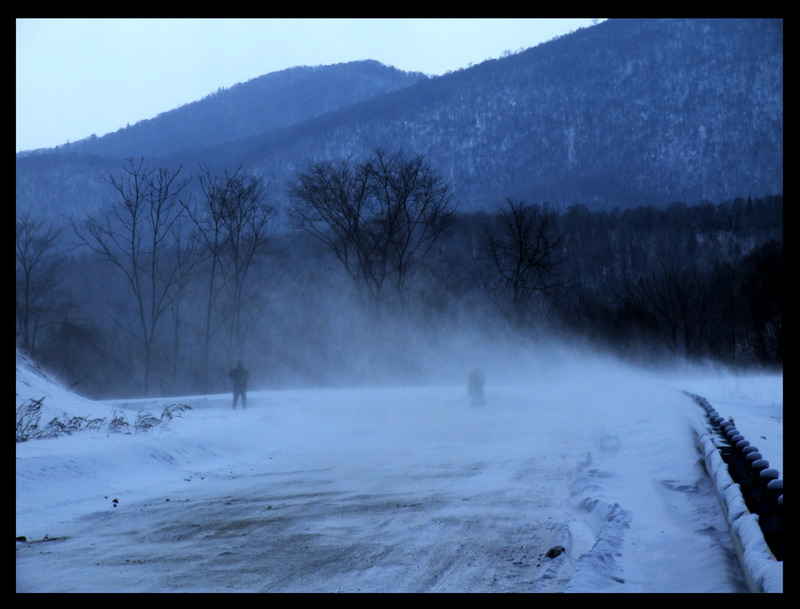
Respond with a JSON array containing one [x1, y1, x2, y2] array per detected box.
[[229, 360, 250, 409], [468, 367, 486, 406]]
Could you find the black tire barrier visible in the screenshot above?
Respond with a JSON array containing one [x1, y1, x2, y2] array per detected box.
[[761, 480, 783, 560], [684, 391, 782, 562]]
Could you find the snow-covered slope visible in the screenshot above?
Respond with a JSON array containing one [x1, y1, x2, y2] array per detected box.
[[16, 350, 102, 422]]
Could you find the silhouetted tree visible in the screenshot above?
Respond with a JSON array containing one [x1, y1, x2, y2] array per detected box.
[[609, 262, 714, 357], [289, 149, 456, 313], [71, 158, 191, 395], [166, 231, 202, 394], [15, 214, 69, 354], [738, 240, 782, 364], [476, 199, 566, 329], [189, 165, 276, 375]]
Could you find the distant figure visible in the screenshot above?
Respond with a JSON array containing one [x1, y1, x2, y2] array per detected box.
[[229, 361, 250, 409], [468, 367, 486, 406]]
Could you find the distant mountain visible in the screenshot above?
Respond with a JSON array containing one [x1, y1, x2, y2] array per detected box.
[[16, 18, 782, 222], [53, 60, 428, 159]]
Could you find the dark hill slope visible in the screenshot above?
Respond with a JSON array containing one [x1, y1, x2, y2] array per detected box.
[[205, 18, 781, 211], [53, 60, 428, 159], [16, 19, 782, 221]]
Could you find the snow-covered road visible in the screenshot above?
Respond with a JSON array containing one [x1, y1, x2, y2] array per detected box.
[[18, 353, 774, 593]]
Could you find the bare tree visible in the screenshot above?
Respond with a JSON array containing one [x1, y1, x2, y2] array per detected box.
[[188, 165, 276, 377], [166, 230, 202, 394], [608, 261, 716, 357], [289, 149, 456, 313], [217, 168, 276, 359], [185, 166, 230, 387], [288, 156, 371, 295], [16, 214, 68, 353], [72, 158, 191, 395], [476, 199, 566, 328]]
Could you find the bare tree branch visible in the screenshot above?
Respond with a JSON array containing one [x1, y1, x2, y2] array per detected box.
[[289, 149, 455, 314], [70, 158, 191, 395]]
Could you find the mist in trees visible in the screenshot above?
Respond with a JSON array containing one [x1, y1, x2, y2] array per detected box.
[[473, 199, 568, 330], [42, 158, 279, 397], [16, 151, 782, 399], [70, 159, 193, 395], [187, 165, 278, 390]]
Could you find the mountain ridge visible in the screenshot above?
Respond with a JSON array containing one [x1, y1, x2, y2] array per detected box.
[[16, 18, 782, 220], [40, 59, 429, 159]]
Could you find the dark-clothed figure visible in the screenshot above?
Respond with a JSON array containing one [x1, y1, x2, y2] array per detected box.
[[468, 367, 486, 406], [229, 361, 250, 409]]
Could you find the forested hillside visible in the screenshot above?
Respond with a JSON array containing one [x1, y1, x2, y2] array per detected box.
[[54, 60, 428, 159], [16, 19, 782, 398], [16, 19, 782, 220], [222, 18, 782, 212]]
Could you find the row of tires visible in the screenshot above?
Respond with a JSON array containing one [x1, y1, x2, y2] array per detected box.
[[688, 392, 783, 562]]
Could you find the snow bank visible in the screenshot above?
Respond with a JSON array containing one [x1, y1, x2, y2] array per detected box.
[[694, 408, 782, 593], [16, 351, 102, 421]]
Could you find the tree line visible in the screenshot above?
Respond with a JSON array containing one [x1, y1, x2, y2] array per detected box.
[[16, 151, 782, 398]]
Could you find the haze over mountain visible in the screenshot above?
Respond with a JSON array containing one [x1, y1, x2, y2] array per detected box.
[[16, 18, 782, 222]]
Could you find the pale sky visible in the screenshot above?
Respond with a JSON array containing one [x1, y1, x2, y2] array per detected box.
[[16, 18, 603, 153]]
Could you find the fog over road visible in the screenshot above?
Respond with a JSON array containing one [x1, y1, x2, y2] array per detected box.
[[17, 366, 757, 592]]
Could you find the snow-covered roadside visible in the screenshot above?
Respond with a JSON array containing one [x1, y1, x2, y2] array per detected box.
[[684, 386, 783, 593], [682, 373, 783, 593], [695, 428, 781, 593]]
